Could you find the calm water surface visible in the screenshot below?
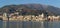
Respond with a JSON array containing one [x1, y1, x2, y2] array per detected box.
[[0, 21, 60, 28]]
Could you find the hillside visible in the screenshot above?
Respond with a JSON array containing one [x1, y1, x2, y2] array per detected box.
[[0, 4, 60, 16]]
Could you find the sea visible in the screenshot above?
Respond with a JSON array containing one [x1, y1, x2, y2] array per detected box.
[[0, 20, 60, 28]]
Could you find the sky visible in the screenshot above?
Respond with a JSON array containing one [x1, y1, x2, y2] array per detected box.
[[0, 0, 60, 8]]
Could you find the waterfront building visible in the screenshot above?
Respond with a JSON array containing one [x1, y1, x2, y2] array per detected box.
[[9, 15, 17, 21], [48, 16, 60, 21], [38, 13, 45, 21], [17, 15, 24, 21], [31, 15, 36, 21], [40, 13, 44, 18], [48, 16, 53, 21], [3, 13, 8, 21], [23, 15, 31, 21], [52, 16, 59, 21]]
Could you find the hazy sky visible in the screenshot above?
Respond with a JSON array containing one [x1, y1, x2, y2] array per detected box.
[[0, 0, 60, 8]]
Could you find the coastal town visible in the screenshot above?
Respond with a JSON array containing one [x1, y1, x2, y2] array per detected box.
[[0, 12, 60, 21]]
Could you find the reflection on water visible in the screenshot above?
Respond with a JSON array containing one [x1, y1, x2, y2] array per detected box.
[[0, 21, 60, 28]]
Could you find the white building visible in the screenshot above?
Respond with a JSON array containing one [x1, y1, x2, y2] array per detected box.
[[3, 13, 8, 21]]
